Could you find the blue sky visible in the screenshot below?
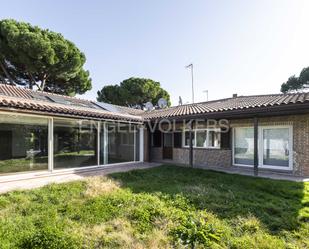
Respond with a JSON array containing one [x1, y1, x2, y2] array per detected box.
[[1, 0, 309, 105]]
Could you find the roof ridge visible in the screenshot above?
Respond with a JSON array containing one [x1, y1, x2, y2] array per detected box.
[[158, 92, 309, 110]]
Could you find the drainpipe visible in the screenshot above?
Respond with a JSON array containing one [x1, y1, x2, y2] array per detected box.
[[253, 117, 259, 176]]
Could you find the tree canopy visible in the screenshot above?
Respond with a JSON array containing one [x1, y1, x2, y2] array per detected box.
[[281, 67, 309, 93], [0, 19, 91, 96], [97, 77, 171, 108]]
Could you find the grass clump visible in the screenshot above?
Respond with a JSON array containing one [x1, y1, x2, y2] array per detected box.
[[0, 165, 308, 248]]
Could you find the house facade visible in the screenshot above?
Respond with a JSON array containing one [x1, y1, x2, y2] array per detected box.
[[143, 94, 309, 177], [0, 85, 144, 177], [0, 84, 308, 178]]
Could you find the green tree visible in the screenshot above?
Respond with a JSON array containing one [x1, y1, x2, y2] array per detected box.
[[97, 77, 171, 108], [281, 67, 309, 93], [0, 19, 92, 95]]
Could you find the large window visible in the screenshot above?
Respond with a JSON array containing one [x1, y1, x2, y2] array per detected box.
[[233, 126, 292, 169], [104, 123, 137, 164], [262, 127, 290, 167], [0, 114, 48, 174], [184, 131, 195, 147], [183, 129, 220, 148], [233, 127, 254, 165], [54, 119, 97, 169], [0, 113, 142, 175], [196, 130, 206, 147]]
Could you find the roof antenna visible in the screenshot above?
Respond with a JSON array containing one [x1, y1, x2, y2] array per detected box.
[[185, 63, 194, 103], [203, 90, 208, 101], [178, 96, 183, 105]]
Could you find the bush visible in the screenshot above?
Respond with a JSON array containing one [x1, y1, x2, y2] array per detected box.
[[170, 212, 223, 247], [19, 226, 81, 249]]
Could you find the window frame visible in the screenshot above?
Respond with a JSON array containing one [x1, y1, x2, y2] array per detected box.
[[182, 128, 221, 149], [0, 110, 143, 177], [232, 125, 293, 170]]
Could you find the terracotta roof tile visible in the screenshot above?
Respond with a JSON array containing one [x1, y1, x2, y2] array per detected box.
[[142, 93, 309, 120], [0, 85, 142, 122], [1, 84, 309, 122]]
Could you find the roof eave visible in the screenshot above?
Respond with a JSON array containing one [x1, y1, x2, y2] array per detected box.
[[145, 103, 309, 122], [0, 107, 143, 124]]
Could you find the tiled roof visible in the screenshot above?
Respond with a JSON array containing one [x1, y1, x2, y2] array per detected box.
[[0, 85, 142, 122], [1, 84, 309, 122], [142, 93, 309, 120]]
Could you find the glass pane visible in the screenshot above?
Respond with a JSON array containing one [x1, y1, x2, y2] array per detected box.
[[234, 128, 254, 165], [263, 128, 289, 167], [107, 123, 135, 164], [164, 133, 173, 147], [99, 123, 106, 165], [208, 130, 221, 148], [196, 130, 207, 147], [0, 114, 48, 174], [184, 131, 195, 146], [54, 119, 97, 169], [135, 128, 140, 161]]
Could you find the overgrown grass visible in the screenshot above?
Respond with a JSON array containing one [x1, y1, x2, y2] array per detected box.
[[0, 165, 308, 248]]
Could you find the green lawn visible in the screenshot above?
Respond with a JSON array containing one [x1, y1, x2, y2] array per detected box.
[[0, 165, 308, 248]]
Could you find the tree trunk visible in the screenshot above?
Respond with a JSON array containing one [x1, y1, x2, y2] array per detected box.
[[39, 74, 48, 91], [0, 73, 5, 83], [0, 60, 15, 85], [28, 72, 38, 90]]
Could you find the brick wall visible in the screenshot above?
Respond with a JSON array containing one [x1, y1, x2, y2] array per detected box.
[[230, 114, 309, 176], [194, 149, 232, 168], [151, 147, 163, 161], [173, 148, 189, 164], [148, 114, 309, 176]]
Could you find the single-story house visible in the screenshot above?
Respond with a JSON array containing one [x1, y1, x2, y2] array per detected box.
[[0, 84, 308, 179]]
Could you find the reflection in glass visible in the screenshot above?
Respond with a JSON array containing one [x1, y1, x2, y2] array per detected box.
[[196, 130, 207, 147], [184, 131, 195, 147], [105, 123, 136, 164], [54, 119, 97, 169], [208, 130, 221, 148], [263, 128, 289, 167], [0, 114, 48, 174], [234, 127, 254, 165]]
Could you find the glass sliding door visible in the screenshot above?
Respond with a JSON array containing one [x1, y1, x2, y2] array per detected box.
[[53, 119, 97, 169], [233, 127, 254, 165], [103, 123, 136, 164], [99, 122, 107, 165], [262, 127, 291, 168], [233, 126, 292, 169], [0, 114, 48, 174], [135, 128, 140, 162]]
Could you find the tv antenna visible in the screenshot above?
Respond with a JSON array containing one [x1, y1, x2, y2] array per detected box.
[[185, 63, 194, 103], [145, 102, 154, 111]]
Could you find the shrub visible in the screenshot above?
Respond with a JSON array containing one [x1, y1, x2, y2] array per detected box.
[[19, 226, 81, 249], [170, 212, 223, 247]]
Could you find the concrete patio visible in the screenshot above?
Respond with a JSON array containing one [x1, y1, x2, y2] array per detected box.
[[1, 162, 308, 194], [154, 160, 309, 182], [0, 162, 161, 194], [194, 165, 309, 182]]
